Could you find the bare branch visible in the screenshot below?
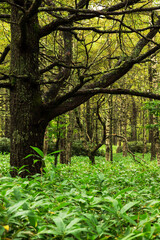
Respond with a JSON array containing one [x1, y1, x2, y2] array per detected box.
[[38, 5, 160, 16], [0, 75, 9, 80], [85, 17, 160, 90], [39, 61, 87, 75], [4, 0, 25, 12], [0, 14, 10, 19], [74, 88, 160, 100], [134, 45, 160, 63], [0, 44, 10, 64], [57, 25, 160, 34], [39, 13, 95, 38]]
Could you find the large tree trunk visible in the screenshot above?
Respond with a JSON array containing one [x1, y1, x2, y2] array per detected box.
[[10, 4, 47, 177]]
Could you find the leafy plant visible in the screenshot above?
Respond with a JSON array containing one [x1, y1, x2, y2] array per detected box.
[[0, 153, 160, 239]]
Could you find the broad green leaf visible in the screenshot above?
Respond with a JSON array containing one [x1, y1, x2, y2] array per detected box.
[[27, 210, 38, 228], [147, 200, 160, 207], [24, 154, 33, 159], [48, 150, 62, 156], [66, 228, 87, 236], [13, 210, 30, 218], [114, 187, 133, 198], [8, 199, 27, 214], [0, 226, 5, 236], [13, 187, 21, 200], [53, 217, 65, 233], [121, 213, 137, 225], [120, 202, 139, 214], [30, 146, 44, 158], [66, 218, 81, 230], [121, 232, 144, 240]]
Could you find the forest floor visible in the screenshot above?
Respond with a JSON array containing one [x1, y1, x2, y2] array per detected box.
[[0, 152, 160, 239]]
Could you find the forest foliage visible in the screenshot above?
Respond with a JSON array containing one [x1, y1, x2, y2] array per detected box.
[[1, 0, 160, 176], [1, 153, 160, 239]]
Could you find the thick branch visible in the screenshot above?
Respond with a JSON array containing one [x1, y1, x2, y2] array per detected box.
[[134, 45, 160, 63], [26, 0, 42, 19], [86, 17, 160, 90], [0, 44, 10, 64], [42, 86, 160, 122]]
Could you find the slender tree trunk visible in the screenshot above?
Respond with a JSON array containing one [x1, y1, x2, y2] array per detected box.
[[110, 96, 113, 162], [60, 115, 67, 164], [105, 96, 113, 161], [66, 111, 74, 164], [106, 116, 110, 161], [154, 116, 160, 165], [86, 100, 92, 141], [142, 110, 147, 157], [10, 5, 47, 177], [150, 114, 156, 160], [54, 137, 60, 167], [122, 97, 127, 157], [88, 153, 95, 165], [0, 89, 10, 138], [156, 136, 160, 166], [130, 97, 137, 141], [59, 112, 73, 164], [43, 127, 49, 156], [116, 120, 122, 153]]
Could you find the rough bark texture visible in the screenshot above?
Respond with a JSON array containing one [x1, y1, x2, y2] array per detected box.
[[10, 4, 47, 177]]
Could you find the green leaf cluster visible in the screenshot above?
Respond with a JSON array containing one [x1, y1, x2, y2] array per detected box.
[[0, 153, 160, 239]]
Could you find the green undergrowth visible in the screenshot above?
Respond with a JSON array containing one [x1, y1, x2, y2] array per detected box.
[[1, 153, 160, 239]]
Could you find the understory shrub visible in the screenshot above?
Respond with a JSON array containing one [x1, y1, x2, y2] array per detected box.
[[71, 140, 88, 156], [71, 140, 105, 156], [1, 154, 160, 239], [48, 140, 105, 156], [128, 141, 151, 153], [117, 141, 151, 153], [47, 141, 56, 153], [0, 137, 10, 153]]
